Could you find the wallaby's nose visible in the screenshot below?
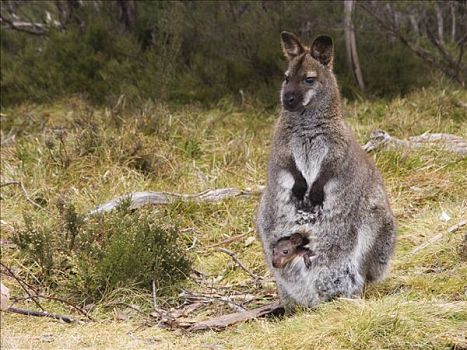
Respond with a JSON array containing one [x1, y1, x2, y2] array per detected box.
[[286, 94, 295, 104], [283, 92, 300, 111]]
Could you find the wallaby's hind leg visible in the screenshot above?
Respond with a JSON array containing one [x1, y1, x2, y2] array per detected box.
[[365, 216, 396, 282]]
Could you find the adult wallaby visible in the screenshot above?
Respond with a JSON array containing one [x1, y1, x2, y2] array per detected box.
[[256, 32, 396, 309]]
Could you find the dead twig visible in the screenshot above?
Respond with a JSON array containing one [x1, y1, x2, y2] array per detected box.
[[151, 280, 157, 312], [0, 181, 44, 210], [188, 301, 284, 331], [6, 307, 74, 323], [179, 290, 247, 313], [217, 248, 262, 282], [410, 219, 467, 255], [11, 295, 94, 321]]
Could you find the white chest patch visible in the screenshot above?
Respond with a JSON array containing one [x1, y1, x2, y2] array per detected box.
[[293, 143, 328, 188]]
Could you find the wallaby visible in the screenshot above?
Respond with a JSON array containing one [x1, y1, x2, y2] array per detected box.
[[272, 232, 314, 269], [256, 31, 396, 309]]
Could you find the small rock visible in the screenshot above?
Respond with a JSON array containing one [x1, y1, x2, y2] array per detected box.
[[440, 211, 451, 222], [244, 236, 256, 246]]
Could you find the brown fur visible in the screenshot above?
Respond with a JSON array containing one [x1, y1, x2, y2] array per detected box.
[[272, 233, 314, 269], [256, 32, 396, 309]]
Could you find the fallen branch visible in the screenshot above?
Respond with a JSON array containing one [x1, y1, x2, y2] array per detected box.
[[12, 295, 94, 321], [88, 187, 263, 215], [188, 301, 284, 331], [218, 248, 262, 281], [363, 130, 467, 156], [6, 307, 74, 323], [0, 14, 48, 36], [410, 219, 467, 255]]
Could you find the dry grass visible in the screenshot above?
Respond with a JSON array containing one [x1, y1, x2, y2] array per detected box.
[[1, 85, 466, 349]]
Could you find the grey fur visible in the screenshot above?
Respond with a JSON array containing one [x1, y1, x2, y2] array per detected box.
[[256, 32, 396, 309]]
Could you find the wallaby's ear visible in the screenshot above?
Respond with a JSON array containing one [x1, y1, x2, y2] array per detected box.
[[281, 31, 305, 60], [311, 35, 333, 68], [290, 233, 303, 245]]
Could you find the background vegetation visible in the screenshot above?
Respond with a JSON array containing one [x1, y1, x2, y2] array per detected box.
[[1, 1, 466, 349], [1, 1, 465, 106]]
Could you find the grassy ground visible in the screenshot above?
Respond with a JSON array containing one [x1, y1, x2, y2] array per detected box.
[[1, 86, 466, 349]]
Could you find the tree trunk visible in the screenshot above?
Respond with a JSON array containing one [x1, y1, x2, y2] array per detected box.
[[344, 0, 365, 90], [434, 3, 444, 45], [116, 0, 135, 29], [409, 14, 419, 36], [450, 1, 456, 42]]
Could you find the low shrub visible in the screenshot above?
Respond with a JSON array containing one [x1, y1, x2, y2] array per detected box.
[[13, 202, 192, 303]]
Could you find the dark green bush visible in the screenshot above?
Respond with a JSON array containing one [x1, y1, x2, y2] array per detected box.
[[0, 1, 437, 107], [13, 203, 192, 303]]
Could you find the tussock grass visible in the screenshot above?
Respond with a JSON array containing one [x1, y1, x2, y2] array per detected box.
[[1, 85, 466, 349]]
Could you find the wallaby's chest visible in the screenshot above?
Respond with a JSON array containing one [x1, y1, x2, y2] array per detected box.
[[289, 133, 328, 188]]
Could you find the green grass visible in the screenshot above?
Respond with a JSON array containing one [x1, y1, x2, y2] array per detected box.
[[1, 85, 466, 349]]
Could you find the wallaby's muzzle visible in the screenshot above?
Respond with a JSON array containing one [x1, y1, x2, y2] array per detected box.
[[282, 91, 302, 112]]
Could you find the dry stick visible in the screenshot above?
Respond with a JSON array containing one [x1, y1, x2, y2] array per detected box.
[[179, 290, 246, 313], [151, 280, 158, 312], [186, 236, 198, 251], [204, 233, 246, 249], [13, 295, 94, 321], [188, 301, 284, 332], [217, 248, 261, 281], [0, 262, 45, 312], [1, 262, 93, 321], [7, 307, 74, 323], [0, 181, 44, 210], [410, 219, 467, 255]]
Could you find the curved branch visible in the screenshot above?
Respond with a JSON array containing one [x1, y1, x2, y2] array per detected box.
[[88, 187, 264, 215], [363, 130, 467, 155], [0, 13, 48, 35]]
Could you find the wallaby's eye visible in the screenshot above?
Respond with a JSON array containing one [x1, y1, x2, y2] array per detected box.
[[284, 75, 289, 83], [304, 77, 315, 85], [283, 250, 289, 255]]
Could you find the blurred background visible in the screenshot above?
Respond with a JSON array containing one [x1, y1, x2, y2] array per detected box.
[[1, 0, 466, 107]]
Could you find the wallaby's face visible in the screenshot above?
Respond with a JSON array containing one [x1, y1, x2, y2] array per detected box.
[[280, 32, 334, 112], [272, 233, 306, 268]]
